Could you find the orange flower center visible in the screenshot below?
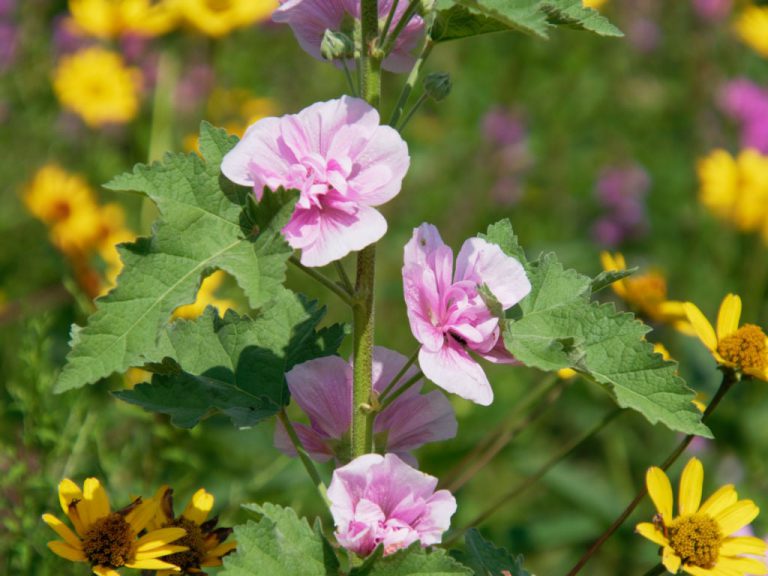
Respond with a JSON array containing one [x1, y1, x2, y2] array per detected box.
[[717, 324, 768, 373], [668, 514, 722, 569], [626, 273, 667, 311], [205, 0, 232, 12], [82, 512, 134, 568], [164, 517, 206, 571]]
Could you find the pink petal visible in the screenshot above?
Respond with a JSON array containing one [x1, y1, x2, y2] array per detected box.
[[414, 490, 458, 546], [297, 96, 381, 156], [220, 117, 288, 190], [272, 0, 346, 63], [403, 265, 447, 352], [418, 341, 493, 406], [371, 347, 421, 397], [403, 223, 447, 269], [377, 390, 457, 453], [348, 125, 410, 205], [273, 420, 335, 462], [455, 237, 531, 310]]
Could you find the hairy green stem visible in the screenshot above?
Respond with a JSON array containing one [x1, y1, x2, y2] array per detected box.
[[278, 410, 329, 506], [389, 40, 433, 128], [289, 256, 354, 307], [565, 370, 738, 576], [445, 408, 623, 548]]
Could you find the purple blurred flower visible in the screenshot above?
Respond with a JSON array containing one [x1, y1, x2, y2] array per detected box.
[[0, 22, 16, 71], [627, 17, 661, 54], [691, 0, 732, 22], [0, 0, 14, 19], [274, 347, 457, 464], [328, 453, 457, 557], [175, 63, 215, 113], [483, 106, 526, 149], [720, 79, 768, 153], [52, 16, 93, 55], [591, 164, 650, 247], [481, 106, 533, 205]]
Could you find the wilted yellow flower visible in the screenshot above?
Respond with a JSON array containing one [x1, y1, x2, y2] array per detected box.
[[636, 458, 766, 575], [600, 252, 691, 332], [735, 5, 768, 58], [69, 0, 179, 39], [54, 47, 142, 128], [178, 0, 277, 38], [149, 486, 237, 574], [173, 271, 237, 319], [685, 293, 768, 381], [43, 478, 187, 575]]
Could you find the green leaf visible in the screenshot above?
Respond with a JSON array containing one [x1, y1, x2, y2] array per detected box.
[[451, 529, 531, 576], [114, 291, 345, 428], [221, 503, 339, 576], [433, 0, 622, 42], [486, 220, 711, 438], [590, 267, 637, 294], [350, 544, 473, 576], [55, 122, 297, 392]]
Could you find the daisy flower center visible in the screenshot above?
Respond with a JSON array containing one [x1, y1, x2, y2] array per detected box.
[[717, 323, 768, 372], [667, 513, 722, 569], [81, 512, 134, 568], [627, 273, 667, 306], [205, 0, 233, 12], [163, 517, 206, 571]]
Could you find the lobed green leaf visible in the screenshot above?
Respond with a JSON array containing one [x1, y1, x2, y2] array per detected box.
[[451, 529, 531, 576]]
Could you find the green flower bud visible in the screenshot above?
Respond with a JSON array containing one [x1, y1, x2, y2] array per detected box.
[[424, 72, 452, 102], [320, 29, 354, 61]]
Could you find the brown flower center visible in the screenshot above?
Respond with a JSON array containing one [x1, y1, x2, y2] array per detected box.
[[668, 514, 722, 569], [81, 512, 135, 568], [51, 200, 72, 221], [717, 324, 768, 372], [627, 273, 667, 308], [164, 517, 206, 571]]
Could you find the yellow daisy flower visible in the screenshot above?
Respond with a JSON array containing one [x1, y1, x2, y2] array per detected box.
[[600, 252, 691, 332], [43, 478, 188, 575], [636, 458, 766, 576], [53, 47, 142, 128], [149, 486, 237, 575], [173, 271, 237, 319], [735, 5, 768, 58], [178, 0, 277, 38], [684, 294, 768, 381], [69, 0, 179, 39]]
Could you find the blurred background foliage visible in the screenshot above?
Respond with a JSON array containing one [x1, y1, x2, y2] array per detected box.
[[3, 0, 768, 574]]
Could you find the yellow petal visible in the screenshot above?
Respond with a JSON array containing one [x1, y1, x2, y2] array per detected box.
[[678, 458, 703, 515], [680, 566, 714, 576], [719, 535, 767, 556], [646, 467, 673, 521], [714, 500, 760, 536], [182, 488, 214, 525], [716, 294, 742, 341], [126, 498, 159, 534], [698, 484, 738, 517], [684, 302, 718, 353], [715, 555, 768, 575], [635, 522, 668, 547], [126, 558, 182, 570], [47, 540, 87, 562], [205, 540, 238, 558], [42, 514, 82, 549], [134, 545, 188, 560], [83, 477, 111, 520], [92, 566, 123, 576], [58, 479, 83, 515], [136, 527, 187, 551], [661, 546, 681, 574], [600, 251, 618, 271]]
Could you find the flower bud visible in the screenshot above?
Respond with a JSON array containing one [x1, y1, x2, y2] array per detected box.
[[320, 29, 354, 61], [424, 72, 452, 102]]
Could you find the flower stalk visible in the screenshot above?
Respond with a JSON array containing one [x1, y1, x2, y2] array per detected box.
[[278, 409, 330, 506]]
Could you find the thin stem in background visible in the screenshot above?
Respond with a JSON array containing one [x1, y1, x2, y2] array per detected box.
[[334, 261, 355, 295], [289, 256, 355, 307], [377, 347, 420, 402], [380, 0, 421, 58], [379, 0, 401, 44], [389, 40, 434, 128], [342, 58, 358, 97], [641, 564, 667, 576], [278, 410, 329, 507], [442, 374, 565, 492], [378, 370, 423, 412], [565, 370, 738, 576], [398, 93, 428, 132]]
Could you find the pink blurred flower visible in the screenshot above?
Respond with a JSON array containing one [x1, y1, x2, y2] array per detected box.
[[221, 96, 409, 267], [274, 347, 456, 464], [273, 0, 424, 73], [720, 79, 768, 153], [591, 163, 650, 247], [402, 224, 531, 406], [328, 453, 456, 557], [691, 0, 732, 22]]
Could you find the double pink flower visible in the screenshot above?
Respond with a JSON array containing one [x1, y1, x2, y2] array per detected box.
[[221, 96, 409, 267], [274, 347, 457, 464], [403, 224, 531, 406]]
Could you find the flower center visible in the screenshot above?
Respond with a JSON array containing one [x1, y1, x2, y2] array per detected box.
[[717, 324, 768, 372], [163, 517, 206, 571], [667, 514, 722, 569], [205, 0, 233, 12], [81, 512, 135, 568], [51, 200, 72, 220], [627, 273, 667, 306]]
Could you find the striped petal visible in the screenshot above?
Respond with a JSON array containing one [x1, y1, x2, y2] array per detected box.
[[134, 545, 188, 561], [698, 484, 738, 517], [684, 302, 718, 353], [646, 467, 673, 521], [716, 294, 742, 341], [719, 535, 768, 556], [205, 540, 238, 559], [47, 540, 86, 562], [126, 558, 182, 570], [182, 488, 214, 525], [136, 527, 187, 551], [716, 555, 768, 575], [635, 522, 668, 547], [126, 499, 159, 533], [714, 500, 760, 536], [678, 458, 704, 515], [42, 513, 82, 549]]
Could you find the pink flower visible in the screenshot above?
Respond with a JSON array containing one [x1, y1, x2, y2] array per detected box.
[[328, 453, 456, 557], [274, 347, 456, 464], [402, 224, 531, 406], [273, 0, 424, 73], [221, 96, 409, 267]]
